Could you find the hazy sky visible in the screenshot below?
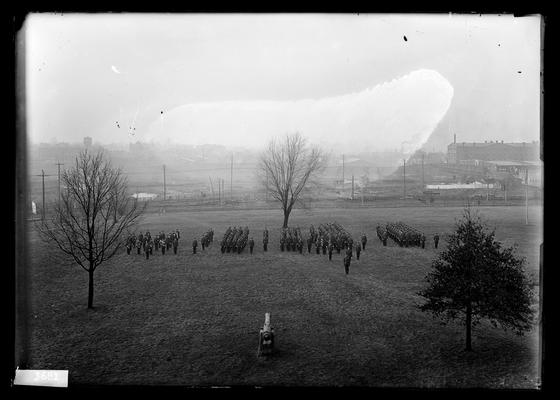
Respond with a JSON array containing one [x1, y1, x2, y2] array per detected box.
[[24, 13, 541, 152]]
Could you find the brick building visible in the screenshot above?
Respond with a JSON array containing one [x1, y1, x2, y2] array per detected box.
[[447, 136, 540, 164]]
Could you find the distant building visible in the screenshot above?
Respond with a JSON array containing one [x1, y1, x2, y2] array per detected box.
[[407, 150, 447, 165], [447, 137, 540, 164], [84, 136, 93, 148], [482, 160, 542, 187]]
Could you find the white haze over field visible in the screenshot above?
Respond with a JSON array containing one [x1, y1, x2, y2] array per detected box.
[[145, 69, 454, 154]]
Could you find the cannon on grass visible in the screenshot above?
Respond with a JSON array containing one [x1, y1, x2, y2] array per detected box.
[[257, 313, 275, 357]]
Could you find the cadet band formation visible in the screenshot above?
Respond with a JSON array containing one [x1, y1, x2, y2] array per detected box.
[[125, 222, 441, 275]]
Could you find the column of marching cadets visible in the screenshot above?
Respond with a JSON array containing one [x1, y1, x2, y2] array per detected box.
[[125, 223, 440, 274]]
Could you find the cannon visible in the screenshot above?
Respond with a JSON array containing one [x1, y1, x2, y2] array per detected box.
[[257, 313, 275, 357]]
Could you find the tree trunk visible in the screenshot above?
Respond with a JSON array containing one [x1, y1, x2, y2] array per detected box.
[[282, 210, 290, 228], [87, 268, 94, 309], [465, 302, 472, 351]]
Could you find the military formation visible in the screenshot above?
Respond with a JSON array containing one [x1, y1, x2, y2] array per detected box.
[[310, 222, 357, 256], [220, 226, 251, 254], [376, 225, 388, 246], [126, 230, 180, 259], [201, 229, 214, 250], [385, 222, 426, 248], [124, 222, 441, 274], [280, 226, 304, 253]]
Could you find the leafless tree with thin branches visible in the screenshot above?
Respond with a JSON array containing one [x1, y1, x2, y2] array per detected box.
[[36, 150, 145, 309], [258, 133, 326, 228]]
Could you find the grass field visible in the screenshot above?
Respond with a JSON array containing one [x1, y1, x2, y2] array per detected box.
[[23, 205, 542, 388]]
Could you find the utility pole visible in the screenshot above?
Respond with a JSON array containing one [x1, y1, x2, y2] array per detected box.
[[421, 153, 425, 188], [351, 175, 354, 200], [209, 177, 215, 204], [342, 154, 345, 192], [403, 159, 406, 199], [361, 178, 364, 205], [34, 170, 53, 220], [163, 164, 166, 201], [218, 177, 221, 206], [230, 154, 233, 200], [41, 169, 45, 221], [55, 162, 64, 204], [525, 168, 529, 225]]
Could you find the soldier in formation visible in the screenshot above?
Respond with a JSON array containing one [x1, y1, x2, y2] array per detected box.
[[173, 235, 179, 254], [434, 233, 440, 249], [126, 234, 135, 255], [345, 244, 353, 260], [249, 237, 255, 254], [355, 242, 361, 260], [145, 237, 153, 259], [200, 229, 213, 251], [361, 234, 367, 250], [136, 237, 142, 254], [263, 228, 269, 251], [192, 239, 198, 254], [343, 254, 351, 275]]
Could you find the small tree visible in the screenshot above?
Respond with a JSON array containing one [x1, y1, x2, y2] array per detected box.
[[418, 208, 535, 351], [258, 133, 325, 228], [37, 150, 145, 309]]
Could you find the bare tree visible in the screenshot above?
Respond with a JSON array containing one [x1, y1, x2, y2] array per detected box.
[[36, 150, 145, 309], [258, 133, 325, 228]]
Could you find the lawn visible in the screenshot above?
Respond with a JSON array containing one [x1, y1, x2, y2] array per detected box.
[[23, 205, 542, 388]]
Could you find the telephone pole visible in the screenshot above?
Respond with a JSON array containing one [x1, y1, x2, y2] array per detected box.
[[41, 170, 46, 221], [55, 162, 64, 204], [403, 159, 406, 199], [230, 154, 233, 200], [34, 170, 53, 221], [525, 168, 529, 225], [361, 176, 364, 205], [421, 153, 425, 188], [163, 164, 166, 201], [351, 175, 355, 200], [218, 177, 221, 206], [342, 154, 345, 191]]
